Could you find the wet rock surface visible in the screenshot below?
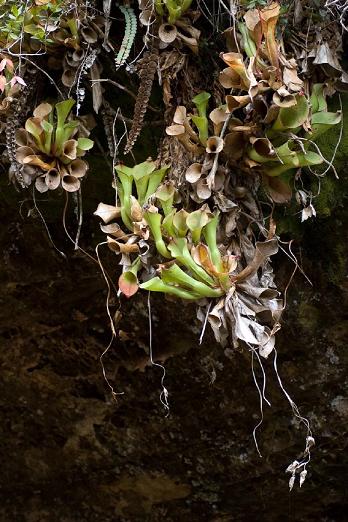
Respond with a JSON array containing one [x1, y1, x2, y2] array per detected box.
[[0, 165, 347, 522]]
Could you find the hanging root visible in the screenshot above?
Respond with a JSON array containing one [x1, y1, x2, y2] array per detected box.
[[147, 292, 170, 416], [273, 348, 315, 490], [95, 241, 124, 400]]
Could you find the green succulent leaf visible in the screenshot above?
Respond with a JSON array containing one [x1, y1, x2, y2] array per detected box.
[[155, 183, 175, 216], [186, 208, 211, 244], [310, 84, 327, 113], [25, 118, 43, 142], [307, 111, 342, 140], [55, 99, 75, 153], [55, 99, 75, 128], [202, 214, 222, 272], [173, 209, 189, 237], [77, 137, 94, 151], [272, 94, 309, 131], [116, 171, 133, 230], [140, 276, 200, 300], [144, 166, 169, 202], [161, 263, 223, 298], [168, 237, 215, 285], [191, 115, 209, 146], [143, 210, 171, 258], [265, 150, 323, 176], [192, 92, 211, 117], [40, 119, 53, 154], [162, 210, 177, 237]]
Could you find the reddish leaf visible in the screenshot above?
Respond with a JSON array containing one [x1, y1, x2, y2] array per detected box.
[[118, 272, 139, 298]]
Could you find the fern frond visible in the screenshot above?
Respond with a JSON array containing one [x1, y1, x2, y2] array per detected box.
[[115, 5, 137, 68], [124, 49, 159, 154]]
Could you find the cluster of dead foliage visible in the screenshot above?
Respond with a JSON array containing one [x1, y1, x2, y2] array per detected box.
[[0, 0, 346, 487]]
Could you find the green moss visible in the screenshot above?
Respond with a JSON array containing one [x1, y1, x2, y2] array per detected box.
[[326, 242, 347, 286], [298, 302, 320, 331], [315, 93, 348, 173], [312, 175, 339, 218]]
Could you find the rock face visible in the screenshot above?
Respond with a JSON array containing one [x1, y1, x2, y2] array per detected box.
[[0, 133, 347, 521]]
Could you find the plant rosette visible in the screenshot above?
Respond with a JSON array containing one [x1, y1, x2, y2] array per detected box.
[[15, 99, 93, 192]]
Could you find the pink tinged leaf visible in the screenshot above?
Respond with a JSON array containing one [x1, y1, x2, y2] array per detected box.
[[0, 75, 6, 93], [118, 271, 139, 298], [0, 60, 6, 72], [5, 58, 14, 71], [13, 76, 26, 87]]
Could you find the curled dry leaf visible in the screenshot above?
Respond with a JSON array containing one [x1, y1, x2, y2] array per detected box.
[[173, 106, 187, 125], [206, 136, 224, 154], [209, 107, 228, 134], [159, 23, 178, 44], [33, 102, 52, 119], [107, 236, 139, 254], [259, 2, 280, 71], [283, 61, 303, 92], [221, 52, 251, 90], [69, 159, 88, 178], [286, 460, 300, 474], [262, 174, 292, 204], [62, 175, 80, 192], [130, 195, 143, 222], [299, 469, 307, 487], [62, 140, 78, 161], [185, 163, 202, 183], [166, 124, 185, 136], [195, 178, 211, 200], [219, 67, 241, 89], [273, 86, 297, 107], [46, 169, 61, 190], [225, 94, 251, 112], [223, 132, 245, 161], [175, 21, 200, 54], [288, 474, 296, 492], [62, 68, 76, 88], [301, 204, 316, 222], [94, 203, 121, 224], [35, 175, 49, 193], [100, 223, 126, 239], [313, 42, 342, 76], [233, 239, 278, 283]]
